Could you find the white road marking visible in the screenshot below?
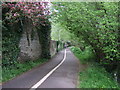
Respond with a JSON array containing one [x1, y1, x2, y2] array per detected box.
[[30, 49, 67, 90]]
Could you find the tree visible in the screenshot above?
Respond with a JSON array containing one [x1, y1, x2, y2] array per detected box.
[[2, 2, 51, 67], [52, 2, 119, 80]]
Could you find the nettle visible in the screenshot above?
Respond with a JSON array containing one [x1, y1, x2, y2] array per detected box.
[[2, 2, 51, 26]]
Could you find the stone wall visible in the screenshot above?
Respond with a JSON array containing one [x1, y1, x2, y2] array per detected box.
[[17, 19, 63, 61], [18, 19, 41, 62], [18, 30, 41, 62]]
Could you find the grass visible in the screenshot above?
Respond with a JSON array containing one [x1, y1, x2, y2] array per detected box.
[[2, 58, 48, 83], [71, 46, 120, 88], [80, 64, 120, 88]]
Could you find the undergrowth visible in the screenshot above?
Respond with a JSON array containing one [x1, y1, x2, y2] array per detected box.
[[71, 46, 120, 88], [71, 46, 95, 64]]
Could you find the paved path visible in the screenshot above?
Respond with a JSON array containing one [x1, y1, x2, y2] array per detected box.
[[2, 48, 80, 89]]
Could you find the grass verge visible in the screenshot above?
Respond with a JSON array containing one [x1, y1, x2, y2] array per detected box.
[[2, 58, 47, 83], [71, 46, 120, 88]]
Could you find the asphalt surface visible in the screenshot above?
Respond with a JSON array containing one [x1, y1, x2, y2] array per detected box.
[[2, 48, 80, 89]]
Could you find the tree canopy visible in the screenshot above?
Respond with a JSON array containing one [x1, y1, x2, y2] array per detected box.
[[2, 2, 51, 26], [52, 2, 119, 70]]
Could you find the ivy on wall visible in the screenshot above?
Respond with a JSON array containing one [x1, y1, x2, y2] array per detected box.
[[2, 2, 52, 67], [2, 21, 23, 68], [37, 19, 51, 59]]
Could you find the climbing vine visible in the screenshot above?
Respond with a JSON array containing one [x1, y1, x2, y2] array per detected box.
[[37, 19, 51, 59], [2, 21, 22, 68]]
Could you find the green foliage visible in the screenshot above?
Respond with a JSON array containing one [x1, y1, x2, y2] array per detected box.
[[71, 46, 95, 64], [71, 46, 120, 88], [0, 20, 2, 52], [71, 46, 81, 55], [2, 4, 51, 76], [57, 41, 64, 51], [2, 58, 47, 82], [79, 64, 120, 88], [0, 66, 1, 83], [2, 22, 22, 67], [51, 23, 72, 42], [53, 2, 119, 73], [37, 21, 51, 59], [2, 3, 51, 83]]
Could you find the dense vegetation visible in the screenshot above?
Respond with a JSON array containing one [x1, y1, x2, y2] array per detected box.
[[71, 46, 120, 88], [2, 2, 51, 64], [2, 2, 51, 82], [52, 2, 120, 83], [1, 1, 120, 87], [71, 46, 95, 64]]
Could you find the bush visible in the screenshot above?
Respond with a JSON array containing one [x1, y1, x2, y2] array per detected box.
[[71, 46, 95, 64]]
